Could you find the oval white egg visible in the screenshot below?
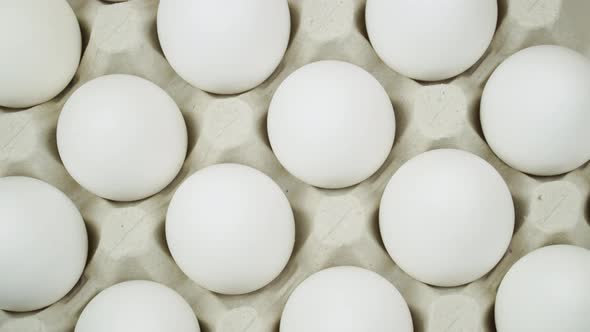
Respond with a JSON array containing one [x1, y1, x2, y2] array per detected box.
[[166, 163, 295, 295], [366, 0, 497, 81], [0, 0, 81, 108], [75, 280, 200, 332], [280, 266, 413, 332], [481, 45, 590, 176], [267, 60, 395, 189], [495, 245, 590, 332], [157, 0, 290, 94], [380, 149, 514, 287], [57, 74, 187, 202], [0, 176, 87, 312]]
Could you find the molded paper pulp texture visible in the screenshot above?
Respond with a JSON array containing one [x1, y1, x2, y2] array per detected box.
[[1, 0, 590, 331]]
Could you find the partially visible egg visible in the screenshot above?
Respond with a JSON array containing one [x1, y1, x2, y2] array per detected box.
[[0, 0, 81, 108], [366, 0, 497, 81], [166, 163, 295, 295], [57, 74, 187, 202], [380, 149, 514, 287], [157, 0, 290, 94], [75, 280, 200, 332], [0, 176, 87, 312], [280, 266, 413, 332], [267, 60, 395, 189], [481, 45, 590, 176], [495, 245, 590, 332]]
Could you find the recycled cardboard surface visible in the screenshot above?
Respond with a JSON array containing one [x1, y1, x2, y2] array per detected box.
[[1, 0, 590, 331]]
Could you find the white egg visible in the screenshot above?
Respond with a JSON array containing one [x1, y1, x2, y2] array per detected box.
[[481, 45, 590, 176], [366, 0, 497, 81], [380, 149, 514, 287], [75, 280, 200, 332], [157, 0, 290, 94], [166, 164, 295, 295], [57, 74, 187, 202], [495, 245, 590, 332], [280, 266, 413, 332], [267, 60, 395, 189], [0, 0, 81, 108], [0, 176, 87, 312]]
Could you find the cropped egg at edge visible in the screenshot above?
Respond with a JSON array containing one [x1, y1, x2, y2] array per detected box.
[[0, 0, 81, 108], [0, 176, 88, 312], [379, 149, 514, 287], [166, 163, 295, 295], [481, 45, 590, 176], [495, 245, 590, 332], [366, 0, 497, 81], [280, 266, 413, 332], [157, 0, 290, 94], [57, 74, 188, 202], [75, 280, 200, 332], [267, 60, 395, 189]]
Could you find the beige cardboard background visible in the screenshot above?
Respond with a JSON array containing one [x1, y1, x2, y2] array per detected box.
[[1, 0, 590, 331]]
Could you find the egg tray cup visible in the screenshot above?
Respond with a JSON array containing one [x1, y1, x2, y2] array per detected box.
[[1, 0, 590, 331]]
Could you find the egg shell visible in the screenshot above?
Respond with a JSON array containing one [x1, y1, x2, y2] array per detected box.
[[280, 266, 413, 332], [366, 0, 497, 81], [57, 74, 188, 202], [379, 149, 514, 287], [495, 245, 590, 332], [157, 0, 290, 94], [166, 163, 295, 295], [0, 176, 87, 312], [267, 60, 395, 189], [481, 45, 590, 176], [0, 0, 81, 108], [75, 280, 200, 332]]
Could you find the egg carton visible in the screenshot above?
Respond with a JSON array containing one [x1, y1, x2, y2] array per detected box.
[[1, 0, 589, 331]]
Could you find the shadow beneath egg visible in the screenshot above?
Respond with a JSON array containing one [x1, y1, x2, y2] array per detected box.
[[467, 92, 486, 141], [271, 320, 280, 332], [369, 208, 385, 250], [288, 1, 302, 49], [44, 124, 63, 165], [148, 13, 165, 58], [354, 1, 369, 41], [390, 97, 409, 147], [180, 107, 201, 161], [154, 217, 172, 259], [84, 216, 101, 266], [511, 193, 529, 234], [290, 207, 310, 257], [0, 103, 30, 113], [258, 113, 272, 149], [409, 306, 426, 332], [485, 303, 497, 332], [2, 307, 43, 318], [497, 0, 509, 30]]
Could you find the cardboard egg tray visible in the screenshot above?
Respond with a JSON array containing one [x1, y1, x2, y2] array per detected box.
[[1, 0, 589, 331]]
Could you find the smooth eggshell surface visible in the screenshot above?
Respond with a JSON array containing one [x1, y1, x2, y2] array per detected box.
[[0, 176, 87, 312], [366, 0, 497, 81], [75, 280, 200, 332], [157, 0, 290, 94], [267, 60, 395, 189], [57, 74, 187, 202], [280, 266, 413, 332], [380, 149, 514, 287], [166, 163, 295, 295], [495, 245, 590, 332], [481, 45, 590, 176], [0, 0, 81, 108]]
